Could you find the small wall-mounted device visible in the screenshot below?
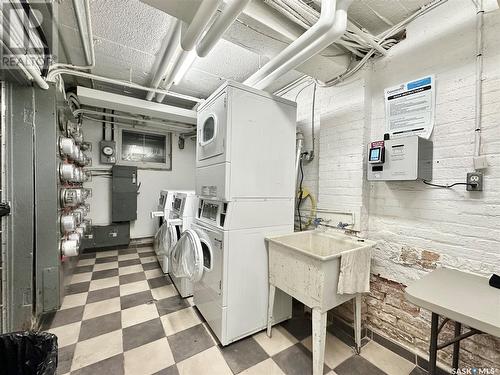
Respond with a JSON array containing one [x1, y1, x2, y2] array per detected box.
[[100, 140, 116, 164], [367, 135, 433, 181]]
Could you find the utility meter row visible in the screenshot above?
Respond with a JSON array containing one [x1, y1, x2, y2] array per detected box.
[[60, 188, 92, 207], [59, 162, 91, 183], [57, 110, 92, 258], [59, 136, 91, 166]]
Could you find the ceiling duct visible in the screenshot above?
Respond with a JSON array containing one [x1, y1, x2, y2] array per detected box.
[[245, 0, 353, 89]]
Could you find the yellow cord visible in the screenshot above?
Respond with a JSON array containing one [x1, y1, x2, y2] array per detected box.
[[297, 188, 317, 229]]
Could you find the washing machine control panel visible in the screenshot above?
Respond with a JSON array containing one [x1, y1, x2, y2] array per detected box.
[[198, 200, 228, 228]]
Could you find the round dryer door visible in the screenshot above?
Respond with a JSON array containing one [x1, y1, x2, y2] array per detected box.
[[170, 229, 212, 283]]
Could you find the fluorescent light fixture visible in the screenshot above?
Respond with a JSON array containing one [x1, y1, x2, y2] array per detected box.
[[173, 50, 198, 85]]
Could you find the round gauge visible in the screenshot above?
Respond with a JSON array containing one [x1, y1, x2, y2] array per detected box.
[[102, 146, 114, 156]]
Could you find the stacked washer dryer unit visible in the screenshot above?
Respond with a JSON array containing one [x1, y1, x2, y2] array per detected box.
[[58, 112, 92, 258], [170, 81, 297, 345]]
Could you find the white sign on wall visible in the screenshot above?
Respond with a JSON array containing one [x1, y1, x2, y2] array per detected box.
[[384, 75, 435, 139]]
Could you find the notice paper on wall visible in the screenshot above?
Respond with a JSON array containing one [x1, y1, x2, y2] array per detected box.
[[384, 75, 435, 139]]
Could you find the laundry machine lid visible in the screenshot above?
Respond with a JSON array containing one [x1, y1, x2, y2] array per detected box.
[[170, 229, 204, 283], [154, 222, 179, 256]]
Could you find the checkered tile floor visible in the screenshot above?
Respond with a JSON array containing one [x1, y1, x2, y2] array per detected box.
[[41, 246, 428, 375]]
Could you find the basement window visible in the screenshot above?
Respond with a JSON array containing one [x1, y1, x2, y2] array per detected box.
[[119, 129, 172, 170]]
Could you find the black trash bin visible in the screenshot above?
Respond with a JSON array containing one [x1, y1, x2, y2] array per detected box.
[[0, 331, 58, 375]]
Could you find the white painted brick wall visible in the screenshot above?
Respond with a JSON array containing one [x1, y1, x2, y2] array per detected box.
[[284, 0, 500, 365]]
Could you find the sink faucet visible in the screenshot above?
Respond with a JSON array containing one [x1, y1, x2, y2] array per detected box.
[[314, 218, 353, 231], [337, 221, 351, 229], [313, 217, 331, 229]]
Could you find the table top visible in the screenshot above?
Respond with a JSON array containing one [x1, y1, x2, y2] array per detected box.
[[405, 268, 500, 337]]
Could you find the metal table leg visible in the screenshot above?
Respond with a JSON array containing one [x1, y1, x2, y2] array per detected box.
[[267, 284, 276, 337], [452, 322, 462, 371], [429, 313, 439, 375]]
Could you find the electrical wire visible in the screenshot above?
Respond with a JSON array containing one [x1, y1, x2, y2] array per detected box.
[[296, 155, 305, 231], [422, 180, 475, 189]]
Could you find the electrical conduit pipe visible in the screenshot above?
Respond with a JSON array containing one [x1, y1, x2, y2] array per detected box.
[[244, 0, 353, 90]]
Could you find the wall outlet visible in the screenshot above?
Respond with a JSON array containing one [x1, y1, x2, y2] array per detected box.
[[466, 172, 483, 191]]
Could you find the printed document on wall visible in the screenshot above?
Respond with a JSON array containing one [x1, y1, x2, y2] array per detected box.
[[384, 75, 435, 139]]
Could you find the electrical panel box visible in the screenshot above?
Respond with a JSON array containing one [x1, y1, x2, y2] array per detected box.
[[367, 136, 433, 181], [112, 166, 138, 221], [100, 140, 116, 164], [82, 222, 130, 249]]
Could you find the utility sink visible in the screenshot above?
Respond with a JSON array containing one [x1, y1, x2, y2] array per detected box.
[[266, 230, 375, 309], [267, 230, 372, 260], [265, 230, 376, 375]]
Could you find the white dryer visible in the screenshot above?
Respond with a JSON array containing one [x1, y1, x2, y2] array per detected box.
[[172, 81, 297, 345]]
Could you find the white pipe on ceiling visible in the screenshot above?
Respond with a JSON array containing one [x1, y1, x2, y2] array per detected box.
[[180, 0, 222, 51], [196, 0, 252, 57], [0, 12, 49, 89], [245, 0, 353, 90], [49, 0, 95, 71], [153, 0, 250, 102], [146, 19, 182, 101], [153, 48, 195, 103]]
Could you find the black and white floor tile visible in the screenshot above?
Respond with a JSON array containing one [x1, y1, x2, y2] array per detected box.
[[42, 246, 428, 375]]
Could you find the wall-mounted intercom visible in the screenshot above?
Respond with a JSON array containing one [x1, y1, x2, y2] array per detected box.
[[99, 140, 116, 164], [367, 135, 433, 181]]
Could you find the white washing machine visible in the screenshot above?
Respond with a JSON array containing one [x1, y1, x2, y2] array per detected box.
[[170, 198, 294, 345], [152, 190, 194, 274], [168, 191, 198, 297]]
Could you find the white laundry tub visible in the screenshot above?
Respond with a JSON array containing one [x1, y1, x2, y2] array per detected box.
[[266, 230, 375, 310], [265, 230, 376, 375]]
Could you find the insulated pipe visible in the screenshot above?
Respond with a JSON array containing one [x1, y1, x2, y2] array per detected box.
[[49, 0, 95, 71], [146, 19, 182, 101], [74, 0, 93, 66], [196, 0, 252, 57], [0, 14, 49, 89], [154, 48, 194, 103], [180, 0, 222, 51], [249, 0, 353, 90], [244, 0, 338, 87]]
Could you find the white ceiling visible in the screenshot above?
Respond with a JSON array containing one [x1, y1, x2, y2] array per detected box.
[[57, 0, 440, 102]]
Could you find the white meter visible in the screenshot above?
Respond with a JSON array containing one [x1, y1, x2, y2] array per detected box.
[[367, 136, 433, 181]]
